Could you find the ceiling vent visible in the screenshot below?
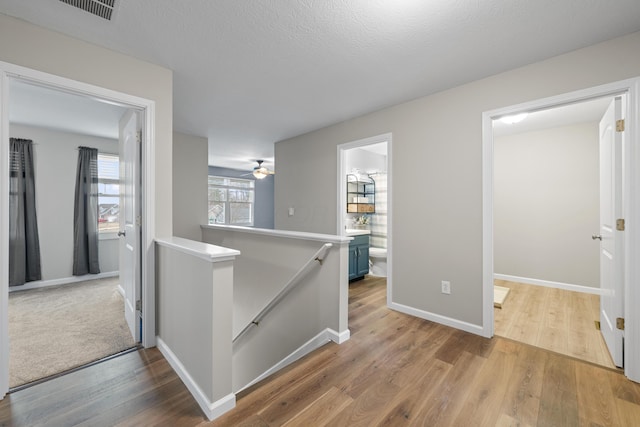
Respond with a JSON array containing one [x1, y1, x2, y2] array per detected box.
[[59, 0, 116, 21]]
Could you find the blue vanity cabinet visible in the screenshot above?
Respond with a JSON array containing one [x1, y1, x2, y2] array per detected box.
[[349, 234, 370, 281]]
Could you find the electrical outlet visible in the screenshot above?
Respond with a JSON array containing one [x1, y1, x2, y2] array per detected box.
[[441, 280, 451, 295]]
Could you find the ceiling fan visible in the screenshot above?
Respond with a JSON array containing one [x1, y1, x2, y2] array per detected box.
[[249, 160, 275, 179]]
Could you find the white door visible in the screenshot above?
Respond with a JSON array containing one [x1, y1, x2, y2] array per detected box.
[[598, 96, 624, 367], [119, 110, 141, 342]]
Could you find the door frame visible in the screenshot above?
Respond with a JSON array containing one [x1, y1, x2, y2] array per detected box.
[[0, 61, 157, 397], [482, 77, 640, 382], [337, 132, 393, 304]]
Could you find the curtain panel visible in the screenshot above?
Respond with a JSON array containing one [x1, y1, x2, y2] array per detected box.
[[73, 146, 100, 275], [9, 138, 42, 286]]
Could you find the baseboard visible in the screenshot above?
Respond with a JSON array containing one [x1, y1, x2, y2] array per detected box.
[[388, 302, 485, 336], [156, 337, 235, 421], [236, 328, 336, 394], [494, 273, 603, 295], [8, 271, 119, 293], [327, 328, 350, 344]]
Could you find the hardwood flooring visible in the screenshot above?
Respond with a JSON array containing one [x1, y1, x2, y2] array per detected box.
[[494, 279, 616, 369], [2, 275, 639, 426]]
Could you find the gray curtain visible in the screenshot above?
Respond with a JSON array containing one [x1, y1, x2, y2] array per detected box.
[[73, 146, 100, 275], [9, 138, 42, 286]]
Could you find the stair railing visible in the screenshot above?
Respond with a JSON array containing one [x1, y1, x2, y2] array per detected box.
[[232, 243, 333, 343]]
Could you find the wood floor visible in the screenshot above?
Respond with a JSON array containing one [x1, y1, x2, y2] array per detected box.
[[2, 276, 640, 426], [494, 279, 616, 369]]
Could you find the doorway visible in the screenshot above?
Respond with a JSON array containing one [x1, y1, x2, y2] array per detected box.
[[6, 78, 139, 389], [482, 77, 640, 382], [338, 133, 392, 304], [0, 62, 156, 398]]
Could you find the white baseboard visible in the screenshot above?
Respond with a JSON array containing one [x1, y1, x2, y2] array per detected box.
[[494, 273, 603, 295], [327, 328, 350, 344], [156, 337, 235, 421], [236, 327, 338, 394], [8, 271, 119, 293], [389, 302, 485, 337]]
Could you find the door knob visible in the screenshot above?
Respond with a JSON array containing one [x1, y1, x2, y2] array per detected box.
[[118, 231, 126, 237], [592, 234, 602, 240]]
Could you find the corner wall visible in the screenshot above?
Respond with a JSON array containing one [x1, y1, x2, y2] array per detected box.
[[173, 132, 208, 240], [275, 31, 640, 328]]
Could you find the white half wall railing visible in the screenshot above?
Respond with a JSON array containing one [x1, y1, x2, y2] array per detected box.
[[155, 236, 240, 421], [201, 224, 351, 393]]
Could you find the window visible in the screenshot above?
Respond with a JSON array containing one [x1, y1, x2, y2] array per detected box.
[[208, 176, 254, 226], [97, 153, 120, 233]]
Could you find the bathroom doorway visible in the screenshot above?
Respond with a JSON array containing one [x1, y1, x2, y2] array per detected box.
[[338, 133, 392, 305]]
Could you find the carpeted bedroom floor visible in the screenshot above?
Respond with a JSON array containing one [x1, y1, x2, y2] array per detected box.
[[8, 277, 136, 388]]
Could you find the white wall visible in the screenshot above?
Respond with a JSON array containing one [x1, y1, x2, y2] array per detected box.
[[494, 122, 599, 288], [10, 124, 119, 280], [0, 13, 173, 236], [275, 31, 640, 328], [173, 132, 208, 240], [345, 147, 386, 175]]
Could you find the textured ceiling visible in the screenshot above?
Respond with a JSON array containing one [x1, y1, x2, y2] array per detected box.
[[2, 0, 640, 169]]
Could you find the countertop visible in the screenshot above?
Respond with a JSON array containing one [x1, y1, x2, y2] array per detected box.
[[345, 229, 371, 237]]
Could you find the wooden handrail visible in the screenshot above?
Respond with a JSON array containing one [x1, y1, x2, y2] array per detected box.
[[232, 243, 333, 343]]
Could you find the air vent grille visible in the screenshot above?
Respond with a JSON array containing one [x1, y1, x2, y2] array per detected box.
[[59, 0, 116, 21]]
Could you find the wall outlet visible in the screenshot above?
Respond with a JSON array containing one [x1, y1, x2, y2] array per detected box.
[[441, 280, 451, 295]]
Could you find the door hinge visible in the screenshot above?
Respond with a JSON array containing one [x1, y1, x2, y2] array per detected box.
[[616, 218, 625, 231], [616, 317, 625, 331], [136, 300, 142, 312], [136, 215, 142, 227], [616, 119, 625, 132]]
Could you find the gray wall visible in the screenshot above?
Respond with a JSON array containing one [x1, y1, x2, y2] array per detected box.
[[173, 132, 208, 240], [274, 31, 640, 327], [10, 124, 120, 280], [208, 166, 274, 229], [494, 123, 600, 288]]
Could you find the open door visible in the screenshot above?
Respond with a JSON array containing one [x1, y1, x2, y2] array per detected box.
[[598, 96, 624, 367], [119, 110, 141, 343]]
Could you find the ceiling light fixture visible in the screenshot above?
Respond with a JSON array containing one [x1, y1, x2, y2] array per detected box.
[[499, 113, 528, 125], [253, 167, 268, 179], [252, 160, 273, 179]]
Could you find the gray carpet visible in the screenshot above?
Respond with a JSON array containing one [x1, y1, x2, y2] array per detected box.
[[8, 277, 136, 388]]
